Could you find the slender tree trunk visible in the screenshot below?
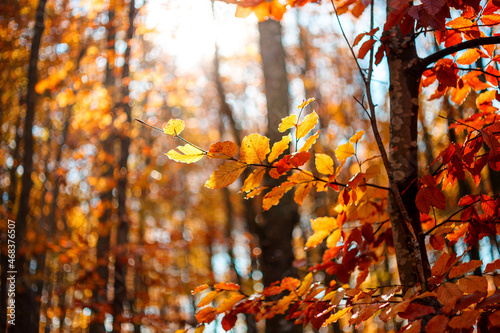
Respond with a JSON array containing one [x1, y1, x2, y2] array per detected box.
[[11, 0, 47, 331], [385, 4, 430, 287], [113, 0, 136, 329], [258, 19, 302, 333]]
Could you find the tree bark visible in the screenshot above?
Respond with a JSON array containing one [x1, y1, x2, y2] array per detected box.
[[11, 0, 47, 331], [258, 19, 302, 333], [385, 4, 430, 288]]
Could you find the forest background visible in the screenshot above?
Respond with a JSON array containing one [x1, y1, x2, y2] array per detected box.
[[2, 0, 500, 332]]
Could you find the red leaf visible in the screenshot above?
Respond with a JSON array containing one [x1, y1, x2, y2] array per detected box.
[[222, 313, 237, 331], [421, 0, 445, 15], [430, 235, 446, 251], [480, 194, 497, 217], [399, 303, 435, 320], [358, 39, 376, 59], [416, 186, 446, 214]]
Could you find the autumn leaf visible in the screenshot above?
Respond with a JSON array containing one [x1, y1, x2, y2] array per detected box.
[[245, 186, 268, 199], [198, 290, 221, 307], [221, 313, 237, 331], [311, 216, 338, 232], [335, 142, 355, 162], [240, 133, 270, 164], [195, 307, 217, 324], [217, 294, 245, 313], [315, 153, 334, 175], [163, 118, 185, 136], [425, 315, 449, 333], [205, 161, 247, 189], [349, 130, 365, 144], [306, 230, 330, 248], [485, 258, 500, 273], [324, 307, 352, 325], [192, 284, 210, 295], [297, 272, 313, 296], [298, 130, 321, 152], [278, 114, 298, 132], [448, 309, 480, 329], [326, 229, 342, 248], [268, 134, 291, 162], [456, 48, 483, 65], [415, 184, 446, 214], [358, 39, 376, 59], [294, 182, 314, 205], [240, 168, 266, 193], [167, 144, 205, 163], [448, 260, 482, 279], [214, 282, 240, 291], [457, 275, 488, 294], [209, 141, 237, 159], [281, 277, 300, 291], [297, 97, 315, 109], [296, 111, 319, 139], [262, 182, 295, 210]]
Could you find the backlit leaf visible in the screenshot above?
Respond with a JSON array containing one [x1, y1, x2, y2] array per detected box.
[[456, 48, 483, 65], [163, 119, 185, 136], [324, 307, 351, 325], [297, 97, 315, 109], [167, 144, 205, 163], [240, 168, 266, 193], [335, 142, 355, 162], [326, 229, 342, 248], [416, 185, 446, 214], [485, 258, 500, 273], [262, 182, 295, 210], [195, 307, 217, 323], [209, 141, 237, 159], [281, 277, 300, 291], [297, 273, 313, 296], [198, 290, 221, 307], [217, 294, 245, 313], [214, 282, 240, 291], [311, 217, 338, 232], [299, 130, 321, 152], [240, 133, 270, 164], [305, 230, 330, 248], [315, 153, 334, 175], [296, 111, 319, 139], [268, 134, 291, 162], [205, 161, 247, 189], [192, 284, 210, 295], [349, 130, 365, 144], [278, 114, 298, 132], [294, 182, 313, 205]]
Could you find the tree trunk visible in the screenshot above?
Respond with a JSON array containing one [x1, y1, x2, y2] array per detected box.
[[258, 19, 302, 333], [11, 0, 47, 331], [385, 4, 430, 288], [113, 0, 136, 329]]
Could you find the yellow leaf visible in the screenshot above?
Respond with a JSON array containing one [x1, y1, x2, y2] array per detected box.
[[240, 133, 270, 164], [326, 229, 342, 248], [294, 182, 313, 205], [195, 326, 205, 333], [297, 97, 315, 109], [299, 130, 321, 152], [324, 307, 352, 326], [167, 145, 205, 164], [246, 186, 268, 199], [268, 134, 291, 162], [297, 273, 313, 296], [216, 293, 245, 313], [296, 111, 319, 139], [198, 290, 221, 308], [306, 230, 330, 248], [163, 119, 185, 136], [240, 168, 266, 193], [205, 161, 247, 189], [287, 170, 315, 183], [262, 182, 295, 210], [315, 153, 334, 175], [349, 130, 365, 144], [278, 114, 298, 133], [335, 142, 355, 162], [235, 5, 253, 18], [311, 217, 338, 232]]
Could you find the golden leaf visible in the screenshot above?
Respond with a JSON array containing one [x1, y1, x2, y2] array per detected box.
[[278, 114, 298, 132], [326, 229, 342, 248], [209, 141, 237, 159], [296, 111, 319, 139], [305, 230, 330, 248], [240, 168, 266, 193], [324, 307, 352, 326], [167, 145, 205, 164], [294, 182, 314, 205], [299, 130, 321, 152], [311, 217, 338, 232], [315, 153, 334, 175], [335, 142, 355, 162], [297, 97, 315, 109], [268, 134, 291, 162], [349, 130, 365, 144], [192, 284, 210, 295], [216, 294, 245, 313], [194, 326, 205, 333], [262, 183, 295, 210], [288, 170, 315, 183], [163, 119, 185, 136], [205, 161, 247, 189], [240, 133, 270, 164], [197, 290, 221, 308], [297, 273, 313, 296], [246, 186, 268, 199]]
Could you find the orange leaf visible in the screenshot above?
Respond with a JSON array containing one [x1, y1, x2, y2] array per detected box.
[[217, 294, 245, 313], [213, 282, 239, 291], [326, 229, 342, 248], [485, 258, 500, 273], [209, 141, 237, 159], [448, 260, 482, 279], [205, 161, 247, 189], [311, 216, 338, 232], [324, 307, 351, 325], [296, 111, 319, 139], [358, 39, 376, 59], [240, 133, 270, 164], [425, 315, 449, 333], [448, 309, 480, 329], [437, 283, 463, 309], [457, 275, 488, 294], [281, 277, 300, 291], [240, 168, 266, 193], [192, 284, 210, 295], [456, 48, 483, 65], [294, 182, 314, 205], [198, 290, 221, 308], [195, 307, 217, 324], [262, 182, 295, 210]]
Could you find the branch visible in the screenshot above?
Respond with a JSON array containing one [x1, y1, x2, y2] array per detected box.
[[417, 36, 500, 74]]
